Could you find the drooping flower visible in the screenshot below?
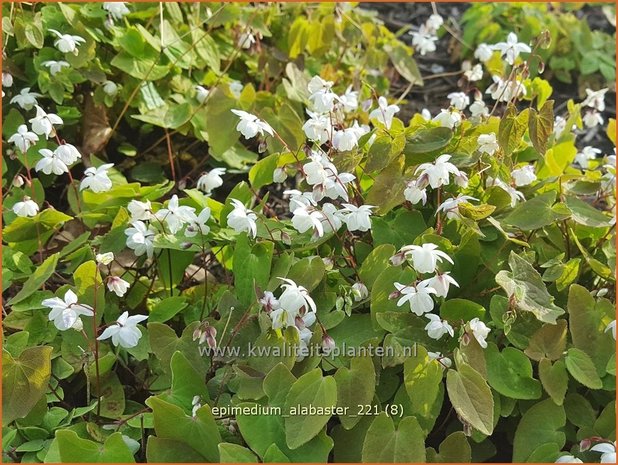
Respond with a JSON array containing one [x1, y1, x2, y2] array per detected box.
[[469, 99, 489, 119], [410, 27, 438, 56], [127, 200, 152, 222], [574, 146, 601, 169], [307, 76, 337, 113], [590, 442, 616, 463], [415, 154, 461, 189], [432, 109, 462, 129], [583, 110, 604, 129], [10, 88, 42, 110], [42, 60, 70, 76], [49, 29, 86, 55], [54, 143, 82, 165], [492, 32, 531, 65], [238, 31, 256, 49], [437, 195, 478, 220], [511, 165, 537, 186], [338, 204, 374, 232], [338, 85, 359, 112], [605, 320, 616, 340], [400, 243, 454, 274], [278, 277, 317, 314], [231, 109, 274, 139], [125, 221, 156, 258], [423, 272, 459, 298], [29, 106, 63, 138], [320, 202, 343, 234], [447, 92, 470, 110], [463, 62, 483, 82], [2, 72, 13, 88], [80, 163, 114, 193], [229, 81, 243, 98], [554, 455, 583, 463], [35, 149, 69, 175], [468, 317, 491, 348], [302, 111, 332, 144], [227, 199, 258, 238], [477, 133, 499, 155], [259, 291, 280, 312], [393, 281, 437, 315], [404, 180, 428, 205], [103, 2, 130, 20], [291, 204, 325, 237], [12, 197, 39, 217], [474, 43, 493, 62], [102, 81, 118, 96], [185, 208, 211, 237], [332, 122, 366, 152], [369, 96, 400, 129], [303, 152, 355, 202], [582, 87, 608, 112], [42, 289, 94, 331], [351, 282, 369, 301], [97, 311, 148, 348], [428, 351, 452, 369], [96, 252, 115, 265], [285, 189, 316, 212], [8, 125, 38, 153], [195, 85, 210, 104], [424, 314, 454, 339], [196, 167, 226, 194], [155, 194, 197, 234], [107, 276, 130, 297]]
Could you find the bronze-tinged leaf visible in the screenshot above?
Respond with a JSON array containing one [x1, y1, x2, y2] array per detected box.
[[81, 92, 112, 163], [529, 100, 554, 156]]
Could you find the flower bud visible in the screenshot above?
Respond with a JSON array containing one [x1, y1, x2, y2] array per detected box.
[[322, 334, 335, 354], [273, 167, 287, 183], [12, 175, 24, 188], [580, 438, 592, 452]]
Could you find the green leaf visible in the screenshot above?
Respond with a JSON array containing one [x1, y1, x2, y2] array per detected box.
[[565, 196, 612, 228], [528, 100, 554, 155], [440, 299, 485, 322], [233, 234, 274, 308], [365, 134, 405, 173], [56, 431, 135, 463], [485, 344, 541, 400], [538, 358, 568, 406], [249, 153, 280, 189], [565, 348, 603, 389], [146, 437, 205, 463], [371, 265, 416, 329], [168, 351, 210, 410], [218, 443, 259, 463], [512, 399, 566, 462], [8, 253, 59, 305], [498, 106, 529, 156], [358, 244, 396, 290], [524, 320, 567, 361], [149, 296, 188, 323], [385, 43, 423, 86], [502, 192, 569, 231], [427, 432, 471, 463], [361, 414, 426, 462], [3, 209, 72, 243], [404, 127, 453, 160], [3, 346, 52, 425], [285, 256, 325, 292], [366, 156, 407, 214], [334, 356, 375, 430], [284, 368, 337, 449], [446, 363, 494, 436]]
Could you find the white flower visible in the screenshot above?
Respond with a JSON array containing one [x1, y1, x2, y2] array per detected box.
[[432, 109, 461, 129], [49, 29, 86, 55], [511, 165, 537, 186], [42, 289, 94, 331], [425, 14, 444, 33], [394, 281, 437, 316], [492, 32, 531, 65], [411, 29, 438, 56], [369, 96, 400, 129], [270, 306, 297, 330], [103, 2, 130, 20], [29, 105, 63, 138], [302, 111, 332, 144], [2, 72, 13, 88], [227, 198, 258, 238], [42, 60, 70, 76], [338, 204, 374, 232], [590, 442, 616, 463], [477, 133, 499, 155], [128, 200, 152, 221], [486, 176, 525, 207], [291, 205, 325, 237], [351, 282, 369, 301], [468, 317, 491, 348], [575, 146, 602, 169], [469, 99, 489, 119], [35, 149, 69, 175], [196, 167, 226, 193], [102, 81, 118, 96], [231, 109, 274, 139], [278, 277, 317, 313], [185, 207, 211, 237], [307, 76, 337, 113], [54, 143, 82, 165], [463, 63, 483, 82], [338, 85, 359, 112], [437, 195, 478, 220], [553, 116, 567, 138], [229, 81, 243, 98], [583, 110, 604, 129], [582, 87, 608, 112], [107, 276, 130, 297], [8, 125, 38, 153], [260, 291, 280, 312], [238, 32, 256, 49], [423, 272, 459, 298], [605, 320, 616, 340], [415, 154, 461, 189], [320, 202, 343, 233], [155, 194, 197, 234], [404, 180, 427, 205], [125, 221, 156, 258], [285, 189, 316, 212], [447, 92, 470, 110], [12, 197, 39, 217], [428, 351, 452, 369], [10, 88, 41, 110], [424, 313, 454, 339], [96, 252, 114, 265], [421, 108, 432, 121], [332, 122, 365, 152], [555, 455, 583, 463], [486, 76, 526, 102], [273, 167, 287, 183], [97, 311, 148, 348], [195, 85, 209, 104], [303, 152, 354, 202], [80, 163, 114, 193], [401, 243, 454, 274], [474, 43, 493, 62]]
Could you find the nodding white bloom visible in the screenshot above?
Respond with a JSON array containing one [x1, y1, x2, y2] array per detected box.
[[231, 109, 274, 139], [302, 111, 332, 144], [401, 243, 454, 274], [338, 85, 359, 112], [97, 311, 148, 348], [103, 2, 130, 20], [369, 96, 400, 129], [80, 163, 114, 193], [421, 108, 432, 121], [307, 76, 337, 113], [54, 143, 82, 165], [351, 282, 369, 302], [338, 204, 374, 232], [96, 252, 114, 265], [582, 87, 608, 112], [42, 289, 94, 331], [555, 455, 583, 463], [227, 198, 258, 238], [590, 442, 616, 463], [411, 27, 438, 56], [332, 122, 366, 151], [191, 395, 202, 417], [428, 351, 452, 369], [270, 306, 297, 330], [463, 62, 483, 82], [469, 99, 489, 119], [404, 180, 428, 205], [238, 31, 256, 49], [447, 92, 470, 110], [303, 152, 355, 202], [185, 207, 211, 237], [49, 29, 86, 55], [102, 81, 118, 96], [278, 277, 317, 314], [197, 167, 226, 193], [35, 149, 69, 175], [437, 195, 478, 220], [107, 276, 130, 297], [10, 88, 42, 110], [259, 291, 280, 312], [425, 14, 444, 33], [511, 165, 537, 186], [477, 133, 499, 155], [393, 281, 437, 315], [195, 85, 210, 104], [553, 116, 567, 138], [468, 317, 491, 348], [415, 154, 461, 189], [2, 72, 13, 87], [284, 189, 316, 212], [291, 204, 325, 238], [29, 106, 63, 138], [454, 171, 469, 188], [229, 80, 243, 99], [155, 194, 197, 234], [492, 32, 531, 65], [128, 200, 152, 221], [486, 76, 526, 102], [125, 220, 156, 258], [486, 177, 525, 207], [583, 110, 604, 129], [605, 320, 616, 340], [320, 202, 343, 233], [273, 167, 287, 183], [12, 197, 39, 217], [8, 125, 39, 153], [474, 43, 493, 62], [423, 272, 459, 298], [424, 314, 454, 339], [432, 109, 461, 129], [42, 60, 70, 76]]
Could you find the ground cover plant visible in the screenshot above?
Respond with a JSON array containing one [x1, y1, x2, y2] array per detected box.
[[1, 2, 616, 463]]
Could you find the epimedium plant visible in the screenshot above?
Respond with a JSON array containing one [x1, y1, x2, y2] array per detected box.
[[1, 2, 616, 464]]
